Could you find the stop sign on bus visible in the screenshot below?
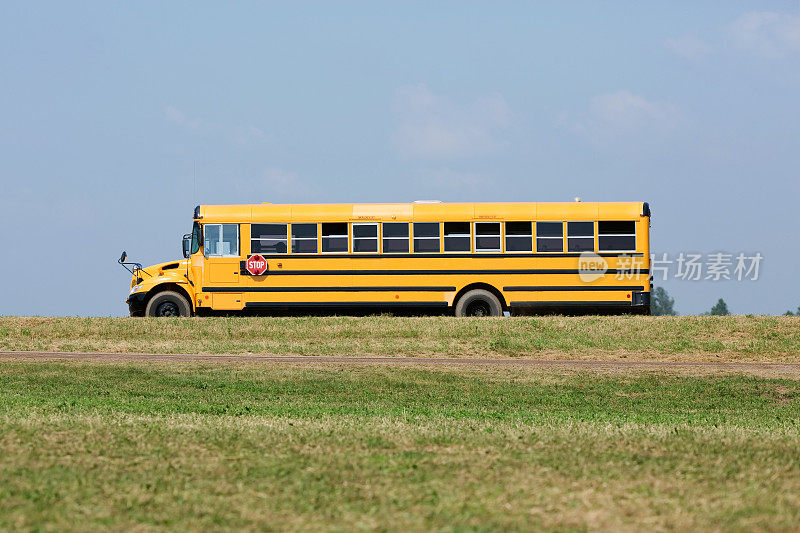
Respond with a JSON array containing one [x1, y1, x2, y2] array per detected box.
[[246, 254, 268, 276]]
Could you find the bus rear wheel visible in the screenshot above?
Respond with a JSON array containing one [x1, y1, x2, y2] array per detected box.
[[145, 291, 191, 318], [454, 289, 503, 317]]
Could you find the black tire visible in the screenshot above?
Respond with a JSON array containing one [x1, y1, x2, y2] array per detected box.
[[145, 290, 191, 318], [454, 289, 503, 317]]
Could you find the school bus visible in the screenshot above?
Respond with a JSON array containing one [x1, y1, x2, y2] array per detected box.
[[122, 201, 651, 317]]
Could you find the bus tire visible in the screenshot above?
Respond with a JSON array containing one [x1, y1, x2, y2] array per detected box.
[[145, 291, 191, 318], [454, 289, 503, 318]]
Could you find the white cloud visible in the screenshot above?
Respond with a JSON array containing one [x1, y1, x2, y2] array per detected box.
[[665, 11, 800, 61], [664, 34, 712, 60], [412, 168, 482, 195], [391, 84, 510, 158], [727, 11, 800, 57], [231, 125, 274, 146], [164, 106, 272, 146], [559, 91, 683, 145], [164, 106, 205, 132], [261, 168, 310, 196], [235, 168, 314, 203]]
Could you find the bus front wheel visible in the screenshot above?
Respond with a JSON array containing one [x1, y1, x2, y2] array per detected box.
[[145, 291, 191, 318], [454, 289, 503, 317]]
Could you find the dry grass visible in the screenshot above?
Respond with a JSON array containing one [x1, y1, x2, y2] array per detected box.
[[1, 315, 799, 362]]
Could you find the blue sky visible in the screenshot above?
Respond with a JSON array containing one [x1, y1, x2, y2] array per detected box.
[[1, 2, 799, 316]]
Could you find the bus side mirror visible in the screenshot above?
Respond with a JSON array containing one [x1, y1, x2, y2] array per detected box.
[[119, 251, 127, 263], [182, 235, 191, 258]]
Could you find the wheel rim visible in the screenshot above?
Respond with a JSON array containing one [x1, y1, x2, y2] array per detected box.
[[156, 301, 180, 317], [466, 300, 491, 317]]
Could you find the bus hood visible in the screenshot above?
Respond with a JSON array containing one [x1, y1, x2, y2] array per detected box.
[[130, 259, 189, 288]]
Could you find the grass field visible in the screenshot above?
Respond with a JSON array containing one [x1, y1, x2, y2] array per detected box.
[[2, 316, 799, 530], [2, 315, 800, 361], [0, 360, 799, 531]]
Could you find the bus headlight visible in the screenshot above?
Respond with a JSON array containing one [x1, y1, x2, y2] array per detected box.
[[129, 284, 143, 295]]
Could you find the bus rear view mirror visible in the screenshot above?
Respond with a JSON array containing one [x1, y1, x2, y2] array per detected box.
[[119, 251, 127, 263], [182, 235, 191, 258]]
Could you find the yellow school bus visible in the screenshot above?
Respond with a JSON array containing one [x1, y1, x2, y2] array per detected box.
[[122, 201, 651, 317]]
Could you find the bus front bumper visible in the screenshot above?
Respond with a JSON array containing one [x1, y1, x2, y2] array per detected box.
[[126, 292, 147, 317]]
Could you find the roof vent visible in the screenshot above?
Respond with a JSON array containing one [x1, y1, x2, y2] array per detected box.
[[413, 200, 442, 203], [574, 197, 582, 202]]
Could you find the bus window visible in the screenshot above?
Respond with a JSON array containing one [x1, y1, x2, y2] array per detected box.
[[322, 223, 348, 252], [475, 222, 501, 252], [383, 222, 409, 253], [205, 223, 239, 257], [252, 224, 288, 254], [444, 222, 470, 252], [414, 223, 440, 253], [505, 222, 532, 252], [291, 223, 317, 253], [598, 221, 636, 251], [536, 222, 563, 252], [567, 221, 594, 252], [352, 223, 378, 253]]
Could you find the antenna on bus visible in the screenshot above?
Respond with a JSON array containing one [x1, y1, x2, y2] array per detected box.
[[193, 159, 197, 207]]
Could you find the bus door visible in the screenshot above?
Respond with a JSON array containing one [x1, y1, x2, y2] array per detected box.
[[202, 223, 243, 310]]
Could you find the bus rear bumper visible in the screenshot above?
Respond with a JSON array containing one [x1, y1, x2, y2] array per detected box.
[[632, 291, 650, 307], [632, 291, 651, 315]]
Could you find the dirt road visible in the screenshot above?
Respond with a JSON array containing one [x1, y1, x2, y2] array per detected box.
[[2, 350, 800, 374]]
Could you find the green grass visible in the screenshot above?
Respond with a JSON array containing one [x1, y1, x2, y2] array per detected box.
[[1, 361, 800, 530], [1, 315, 800, 361]]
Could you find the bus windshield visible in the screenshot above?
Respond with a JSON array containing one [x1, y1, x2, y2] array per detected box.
[[191, 222, 201, 254]]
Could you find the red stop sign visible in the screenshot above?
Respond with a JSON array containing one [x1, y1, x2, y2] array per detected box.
[[245, 254, 268, 276]]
